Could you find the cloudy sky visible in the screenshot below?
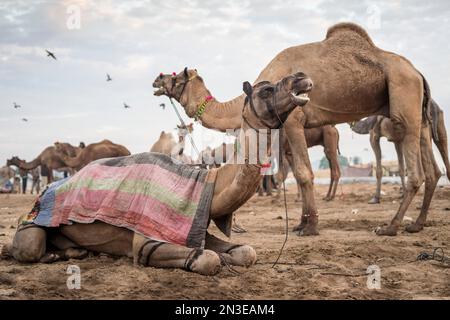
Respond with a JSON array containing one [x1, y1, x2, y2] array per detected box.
[[1, 0, 449, 170]]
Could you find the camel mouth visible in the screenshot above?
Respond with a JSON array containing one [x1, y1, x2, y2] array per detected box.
[[290, 78, 313, 106], [153, 86, 166, 96], [291, 90, 311, 106]]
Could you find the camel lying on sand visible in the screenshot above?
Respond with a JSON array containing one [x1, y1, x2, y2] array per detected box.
[[351, 99, 450, 204], [153, 23, 448, 236], [154, 72, 341, 202], [2, 73, 313, 275], [55, 140, 130, 170], [6, 142, 82, 184], [150, 123, 194, 163]]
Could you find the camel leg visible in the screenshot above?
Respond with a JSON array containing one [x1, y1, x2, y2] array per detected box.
[[394, 141, 406, 195], [284, 109, 319, 236], [376, 74, 424, 236], [434, 108, 450, 180], [133, 234, 221, 276], [283, 153, 302, 202], [323, 146, 340, 201], [8, 225, 46, 262], [205, 232, 256, 267], [405, 125, 441, 232], [369, 130, 382, 204]]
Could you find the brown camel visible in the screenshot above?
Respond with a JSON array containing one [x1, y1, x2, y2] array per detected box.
[[154, 73, 341, 201], [154, 23, 444, 236], [2, 73, 312, 275], [55, 140, 130, 170], [351, 99, 450, 204], [150, 123, 194, 163], [6, 142, 81, 184]]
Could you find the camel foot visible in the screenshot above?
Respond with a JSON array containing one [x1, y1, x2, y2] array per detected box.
[[375, 225, 398, 236], [405, 223, 424, 233], [227, 245, 257, 268], [294, 197, 302, 203], [40, 253, 62, 264], [292, 223, 306, 232], [189, 250, 222, 276], [298, 224, 319, 236], [323, 196, 332, 201], [368, 196, 380, 204]]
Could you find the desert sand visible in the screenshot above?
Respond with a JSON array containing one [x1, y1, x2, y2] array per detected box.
[[0, 183, 449, 300]]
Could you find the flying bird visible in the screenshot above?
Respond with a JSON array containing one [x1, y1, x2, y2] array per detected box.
[[45, 50, 57, 60], [159, 103, 166, 110], [106, 74, 112, 81], [123, 103, 131, 109], [13, 102, 21, 109], [21, 118, 28, 122]]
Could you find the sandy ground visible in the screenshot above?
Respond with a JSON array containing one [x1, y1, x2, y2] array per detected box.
[[0, 183, 449, 300]]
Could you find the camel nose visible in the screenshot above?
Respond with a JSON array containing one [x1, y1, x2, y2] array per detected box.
[[302, 78, 314, 91]]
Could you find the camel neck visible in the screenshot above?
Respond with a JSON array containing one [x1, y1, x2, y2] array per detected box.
[[180, 83, 245, 132]]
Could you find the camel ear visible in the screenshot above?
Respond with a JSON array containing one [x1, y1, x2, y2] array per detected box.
[[160, 131, 165, 137], [243, 81, 253, 97], [183, 67, 188, 78]]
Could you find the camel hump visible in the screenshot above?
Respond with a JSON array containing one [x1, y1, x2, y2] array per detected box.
[[326, 22, 375, 46]]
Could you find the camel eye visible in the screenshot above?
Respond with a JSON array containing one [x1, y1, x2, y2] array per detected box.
[[258, 86, 274, 99]]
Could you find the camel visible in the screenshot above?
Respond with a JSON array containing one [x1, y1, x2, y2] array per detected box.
[[154, 73, 342, 202], [2, 73, 313, 275], [351, 99, 450, 204], [55, 140, 131, 170], [6, 142, 81, 184], [153, 23, 447, 236], [150, 123, 194, 163]]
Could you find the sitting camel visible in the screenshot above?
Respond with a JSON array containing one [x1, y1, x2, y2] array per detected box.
[[350, 99, 450, 204], [6, 142, 82, 184], [154, 72, 341, 201], [1, 73, 313, 275], [150, 123, 194, 163], [153, 23, 446, 236], [55, 140, 131, 170]]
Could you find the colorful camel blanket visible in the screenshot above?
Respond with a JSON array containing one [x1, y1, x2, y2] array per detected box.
[[22, 152, 217, 248]]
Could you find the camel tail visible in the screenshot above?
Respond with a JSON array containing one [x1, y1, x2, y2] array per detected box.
[[420, 75, 437, 141], [431, 101, 450, 180], [336, 128, 341, 156]]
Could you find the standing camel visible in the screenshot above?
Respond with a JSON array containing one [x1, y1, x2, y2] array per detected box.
[[2, 73, 313, 275], [6, 142, 82, 184], [154, 73, 341, 201], [154, 23, 447, 236], [351, 99, 450, 204], [55, 140, 130, 171]]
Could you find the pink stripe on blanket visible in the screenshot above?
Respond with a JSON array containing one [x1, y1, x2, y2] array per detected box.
[[52, 205, 191, 245], [67, 163, 205, 203], [52, 188, 194, 226]]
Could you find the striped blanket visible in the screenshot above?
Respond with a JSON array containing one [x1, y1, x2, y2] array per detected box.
[[23, 152, 217, 248]]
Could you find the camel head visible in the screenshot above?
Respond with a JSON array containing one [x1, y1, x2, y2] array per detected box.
[[242, 72, 313, 129], [79, 142, 86, 148], [153, 68, 209, 117], [176, 123, 194, 141], [6, 156, 22, 167]]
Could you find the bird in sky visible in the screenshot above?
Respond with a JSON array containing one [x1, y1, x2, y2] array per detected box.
[[106, 74, 112, 81], [45, 49, 57, 60], [13, 102, 21, 109], [159, 103, 166, 110], [21, 118, 28, 122], [123, 103, 131, 109]]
